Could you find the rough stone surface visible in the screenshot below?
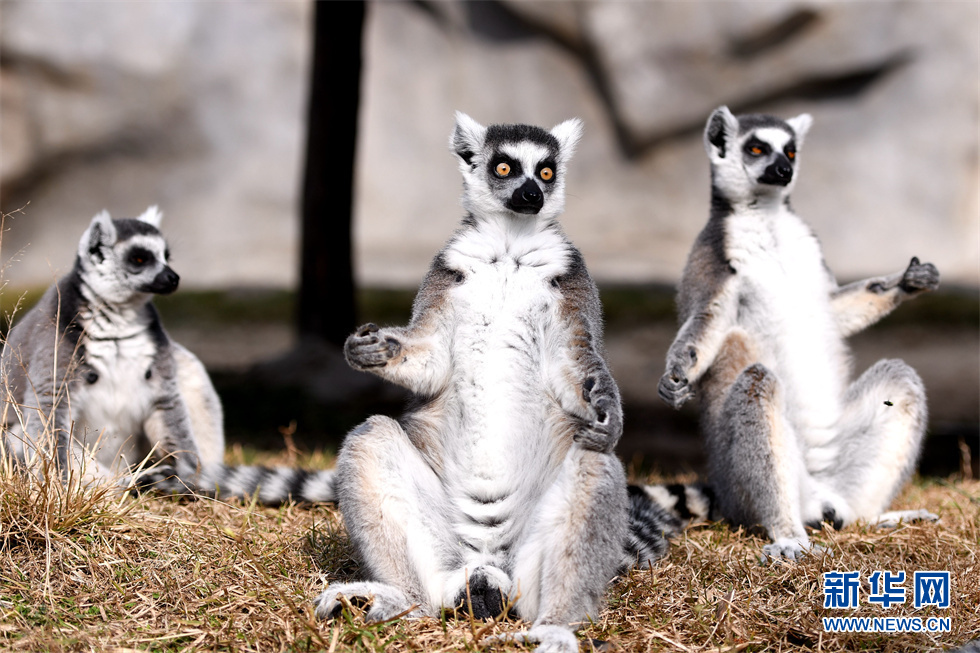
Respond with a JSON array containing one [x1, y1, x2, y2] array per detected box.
[[1, 1, 310, 288], [1, 0, 977, 291], [354, 0, 979, 287]]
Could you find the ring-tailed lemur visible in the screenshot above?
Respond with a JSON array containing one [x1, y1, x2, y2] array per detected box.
[[0, 208, 337, 502], [1, 207, 222, 486], [312, 113, 675, 653], [655, 106, 940, 561]]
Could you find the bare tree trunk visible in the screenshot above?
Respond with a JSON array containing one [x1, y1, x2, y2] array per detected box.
[[298, 0, 365, 347]]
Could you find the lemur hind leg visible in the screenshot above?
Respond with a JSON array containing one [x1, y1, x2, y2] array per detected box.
[[819, 358, 935, 526], [314, 415, 459, 622], [495, 448, 628, 653], [703, 334, 815, 561]]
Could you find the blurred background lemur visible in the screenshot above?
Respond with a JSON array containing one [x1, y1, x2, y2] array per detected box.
[[656, 107, 940, 561], [1, 207, 223, 486], [0, 207, 337, 503]]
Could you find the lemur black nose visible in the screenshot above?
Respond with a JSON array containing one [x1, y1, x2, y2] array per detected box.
[[759, 157, 794, 186], [144, 267, 180, 295], [508, 179, 545, 214]]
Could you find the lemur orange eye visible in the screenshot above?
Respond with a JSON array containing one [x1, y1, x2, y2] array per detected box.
[[787, 150, 795, 160], [750, 146, 763, 155], [539, 167, 554, 181], [495, 162, 511, 177]]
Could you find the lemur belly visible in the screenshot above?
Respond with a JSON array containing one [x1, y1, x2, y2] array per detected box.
[[440, 254, 569, 557], [71, 332, 157, 471], [727, 211, 847, 445]]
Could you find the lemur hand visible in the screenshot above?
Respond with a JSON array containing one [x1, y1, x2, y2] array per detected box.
[[573, 376, 622, 453], [345, 323, 402, 369], [899, 257, 940, 294], [659, 365, 694, 410]]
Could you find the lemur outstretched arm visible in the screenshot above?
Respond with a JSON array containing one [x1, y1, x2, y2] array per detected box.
[[830, 257, 939, 337], [345, 265, 454, 396], [659, 290, 738, 410]]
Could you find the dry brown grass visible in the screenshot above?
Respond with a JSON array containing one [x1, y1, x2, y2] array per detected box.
[[1, 442, 976, 652]]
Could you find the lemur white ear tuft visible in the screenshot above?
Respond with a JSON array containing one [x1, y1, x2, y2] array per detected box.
[[550, 118, 583, 160], [704, 106, 739, 160], [450, 111, 487, 163], [79, 210, 118, 259], [135, 205, 163, 228], [786, 113, 813, 147]]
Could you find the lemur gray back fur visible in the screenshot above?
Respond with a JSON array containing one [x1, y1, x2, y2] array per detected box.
[[312, 113, 673, 653], [653, 106, 939, 562]]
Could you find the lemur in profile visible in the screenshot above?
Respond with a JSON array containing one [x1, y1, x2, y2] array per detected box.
[[1, 207, 222, 486], [313, 113, 675, 653], [656, 106, 940, 561], [1, 208, 335, 503]]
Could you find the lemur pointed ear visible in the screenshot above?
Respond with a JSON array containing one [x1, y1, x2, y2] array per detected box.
[[135, 205, 163, 228], [79, 210, 118, 260], [786, 113, 813, 146], [550, 118, 583, 160], [450, 112, 487, 165], [704, 106, 739, 160]]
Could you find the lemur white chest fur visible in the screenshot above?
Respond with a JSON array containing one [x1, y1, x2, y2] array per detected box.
[[440, 218, 574, 551], [71, 307, 158, 470], [725, 205, 848, 437]]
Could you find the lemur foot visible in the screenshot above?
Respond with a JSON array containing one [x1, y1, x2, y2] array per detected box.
[[762, 537, 827, 564], [485, 624, 578, 653], [871, 509, 939, 529], [573, 376, 621, 453], [314, 581, 422, 622], [450, 566, 512, 620], [130, 465, 186, 495], [898, 257, 940, 294], [344, 323, 402, 369]]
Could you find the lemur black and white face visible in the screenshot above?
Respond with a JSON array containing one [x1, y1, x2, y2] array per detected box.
[[704, 106, 813, 202], [77, 206, 180, 305], [451, 112, 582, 221]]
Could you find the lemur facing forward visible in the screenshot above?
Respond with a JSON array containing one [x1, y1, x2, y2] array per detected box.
[[1, 208, 336, 502], [313, 114, 675, 653], [656, 106, 940, 561]]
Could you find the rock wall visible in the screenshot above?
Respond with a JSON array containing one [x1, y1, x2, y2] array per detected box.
[[0, 1, 311, 288], [2, 0, 977, 290]]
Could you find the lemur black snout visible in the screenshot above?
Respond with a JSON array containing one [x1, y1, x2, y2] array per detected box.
[[761, 153, 794, 186], [144, 266, 180, 294], [508, 178, 545, 214]]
